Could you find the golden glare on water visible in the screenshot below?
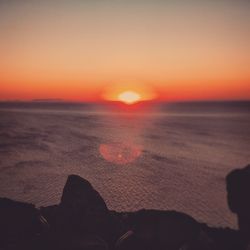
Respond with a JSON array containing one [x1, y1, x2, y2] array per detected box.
[[118, 91, 141, 104]]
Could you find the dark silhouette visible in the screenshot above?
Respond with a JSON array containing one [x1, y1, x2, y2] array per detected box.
[[226, 164, 250, 248], [0, 165, 249, 250], [56, 175, 114, 240], [0, 198, 45, 249]]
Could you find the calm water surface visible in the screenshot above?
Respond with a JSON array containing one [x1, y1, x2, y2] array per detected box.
[[0, 101, 249, 228]]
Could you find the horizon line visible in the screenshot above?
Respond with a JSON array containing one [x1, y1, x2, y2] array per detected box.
[[0, 99, 250, 104]]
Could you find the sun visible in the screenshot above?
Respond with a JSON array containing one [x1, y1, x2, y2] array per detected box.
[[118, 91, 141, 104]]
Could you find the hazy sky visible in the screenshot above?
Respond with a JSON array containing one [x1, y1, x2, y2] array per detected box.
[[0, 0, 250, 101]]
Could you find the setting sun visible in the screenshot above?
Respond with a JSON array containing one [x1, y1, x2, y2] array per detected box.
[[118, 91, 141, 104]]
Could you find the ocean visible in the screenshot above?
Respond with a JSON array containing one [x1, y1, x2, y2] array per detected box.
[[0, 101, 249, 229]]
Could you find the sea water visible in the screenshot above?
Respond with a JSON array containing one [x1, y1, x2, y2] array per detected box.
[[0, 101, 249, 229]]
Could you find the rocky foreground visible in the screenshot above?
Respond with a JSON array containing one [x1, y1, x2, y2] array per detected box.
[[0, 165, 250, 250]]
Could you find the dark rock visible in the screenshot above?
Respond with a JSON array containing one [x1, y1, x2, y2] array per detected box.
[[115, 209, 202, 250], [200, 224, 244, 250], [182, 230, 217, 250], [68, 235, 109, 250], [1, 164, 250, 250], [0, 198, 42, 249], [226, 164, 250, 245], [40, 204, 59, 228], [55, 175, 118, 246], [115, 230, 146, 250]]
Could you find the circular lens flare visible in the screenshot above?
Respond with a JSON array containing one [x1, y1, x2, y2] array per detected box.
[[118, 91, 141, 105], [99, 142, 141, 164]]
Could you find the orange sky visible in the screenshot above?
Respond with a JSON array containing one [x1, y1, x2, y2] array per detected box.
[[0, 1, 250, 102]]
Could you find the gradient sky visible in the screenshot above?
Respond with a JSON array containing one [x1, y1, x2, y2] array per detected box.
[[0, 0, 250, 101]]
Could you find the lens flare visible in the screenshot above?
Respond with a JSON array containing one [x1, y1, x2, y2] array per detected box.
[[99, 142, 142, 164]]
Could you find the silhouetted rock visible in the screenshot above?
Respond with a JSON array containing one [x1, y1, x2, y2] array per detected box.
[[226, 164, 250, 246], [68, 235, 109, 250], [115, 209, 209, 250], [0, 198, 43, 249], [40, 204, 58, 228], [200, 223, 244, 250], [1, 166, 250, 250], [55, 175, 118, 247]]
